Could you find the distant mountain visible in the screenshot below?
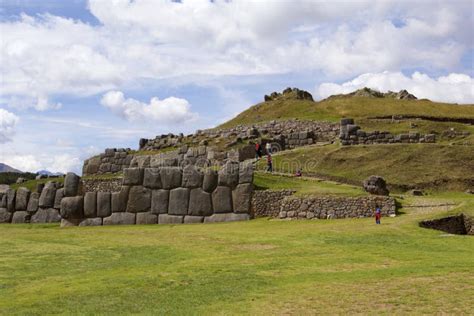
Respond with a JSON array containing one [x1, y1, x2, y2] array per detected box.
[[0, 163, 22, 173], [37, 170, 64, 177]]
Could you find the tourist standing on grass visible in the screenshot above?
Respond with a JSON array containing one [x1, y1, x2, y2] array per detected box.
[[375, 206, 381, 224], [266, 153, 273, 172]]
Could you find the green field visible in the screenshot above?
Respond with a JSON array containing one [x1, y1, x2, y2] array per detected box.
[[1, 193, 473, 315]]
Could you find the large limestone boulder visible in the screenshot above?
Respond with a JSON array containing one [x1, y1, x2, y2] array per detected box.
[[103, 212, 136, 225], [0, 208, 12, 223], [60, 218, 81, 227], [182, 165, 204, 188], [160, 167, 182, 189], [6, 188, 16, 212], [202, 169, 218, 193], [31, 208, 61, 223], [0, 194, 6, 208], [126, 186, 151, 213], [218, 161, 239, 188], [64, 173, 80, 197], [15, 187, 30, 211], [204, 213, 250, 223], [79, 218, 103, 226], [232, 183, 253, 214], [143, 168, 162, 189], [111, 186, 130, 213], [158, 214, 183, 224], [84, 192, 97, 217], [363, 175, 389, 196], [188, 188, 212, 216], [136, 212, 158, 224], [123, 168, 144, 186], [212, 186, 233, 213], [53, 188, 64, 209], [11, 211, 30, 223], [38, 182, 57, 208], [60, 196, 84, 219], [27, 192, 39, 213], [168, 188, 189, 215], [97, 192, 112, 217], [151, 189, 169, 214], [239, 161, 254, 184]]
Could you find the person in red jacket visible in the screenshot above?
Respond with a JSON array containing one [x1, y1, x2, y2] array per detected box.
[[375, 206, 381, 224], [255, 143, 262, 161]]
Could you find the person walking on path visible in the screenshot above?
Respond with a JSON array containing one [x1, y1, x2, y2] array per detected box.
[[266, 153, 273, 172], [375, 206, 381, 224], [255, 142, 262, 161]]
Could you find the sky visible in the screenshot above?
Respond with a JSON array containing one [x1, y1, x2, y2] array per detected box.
[[0, 0, 473, 174]]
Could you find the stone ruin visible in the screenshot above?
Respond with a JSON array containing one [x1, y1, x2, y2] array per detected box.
[[363, 175, 390, 196], [339, 118, 436, 145], [264, 87, 314, 102], [1, 161, 255, 226]]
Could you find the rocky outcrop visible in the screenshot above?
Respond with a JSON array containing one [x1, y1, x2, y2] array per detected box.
[[264, 87, 314, 102], [363, 176, 389, 196], [326, 87, 417, 100]]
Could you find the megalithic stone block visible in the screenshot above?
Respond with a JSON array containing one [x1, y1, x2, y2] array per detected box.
[[202, 169, 218, 193], [160, 167, 182, 190], [123, 168, 144, 186], [168, 188, 189, 215], [27, 192, 39, 213], [64, 172, 81, 197], [111, 186, 130, 213], [232, 183, 253, 214], [53, 188, 64, 209], [212, 186, 232, 213], [84, 192, 97, 218], [97, 192, 112, 217], [60, 196, 84, 219], [15, 187, 30, 211], [39, 182, 56, 208], [143, 168, 162, 189], [188, 188, 212, 216], [126, 186, 151, 213], [151, 189, 169, 214]]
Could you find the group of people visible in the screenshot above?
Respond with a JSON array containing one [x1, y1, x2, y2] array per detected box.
[[255, 142, 273, 172]]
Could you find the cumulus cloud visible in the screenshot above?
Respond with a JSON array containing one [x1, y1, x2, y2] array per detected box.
[[1, 1, 473, 109], [101, 90, 198, 123], [0, 108, 19, 143], [2, 153, 82, 174], [317, 71, 474, 103]]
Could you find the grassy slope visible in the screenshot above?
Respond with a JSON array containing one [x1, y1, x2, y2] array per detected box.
[[220, 96, 474, 128], [254, 172, 367, 197], [0, 195, 473, 314], [261, 143, 474, 192]]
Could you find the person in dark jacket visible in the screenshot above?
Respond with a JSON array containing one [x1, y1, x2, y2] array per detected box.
[[266, 154, 273, 172]]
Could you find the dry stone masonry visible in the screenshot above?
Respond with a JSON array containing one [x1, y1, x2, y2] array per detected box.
[[340, 118, 436, 145]]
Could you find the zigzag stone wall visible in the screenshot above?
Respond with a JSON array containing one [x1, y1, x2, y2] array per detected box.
[[62, 161, 254, 226]]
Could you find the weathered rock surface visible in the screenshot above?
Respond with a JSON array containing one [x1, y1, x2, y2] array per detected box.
[[158, 214, 183, 224], [60, 218, 81, 227], [182, 165, 203, 188], [188, 188, 212, 216], [111, 186, 130, 212], [79, 218, 103, 226], [160, 167, 182, 189], [239, 162, 254, 184], [38, 182, 57, 208], [84, 192, 97, 217], [15, 187, 30, 211], [27, 192, 39, 213], [218, 161, 239, 188], [60, 196, 84, 219], [363, 175, 389, 196], [97, 192, 111, 217], [168, 188, 189, 215], [53, 188, 64, 209], [126, 186, 151, 213], [31, 208, 61, 223], [202, 169, 218, 192], [212, 186, 233, 213], [143, 168, 162, 189], [0, 208, 12, 223], [64, 172, 80, 197], [136, 212, 158, 224], [103, 212, 136, 225], [123, 168, 144, 185], [184, 215, 204, 224], [11, 211, 30, 223], [6, 188, 15, 212], [151, 189, 169, 214], [204, 213, 250, 223], [232, 183, 253, 214]]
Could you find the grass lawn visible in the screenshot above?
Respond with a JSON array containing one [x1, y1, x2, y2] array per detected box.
[[1, 194, 473, 315]]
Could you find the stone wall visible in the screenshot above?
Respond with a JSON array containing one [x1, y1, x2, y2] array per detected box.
[[340, 118, 436, 145], [0, 173, 82, 224], [61, 161, 254, 226], [251, 190, 396, 219], [83, 148, 133, 176], [251, 190, 296, 217]]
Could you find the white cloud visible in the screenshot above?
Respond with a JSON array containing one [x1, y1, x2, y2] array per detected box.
[[2, 155, 43, 173], [101, 90, 198, 123], [0, 108, 19, 143], [317, 71, 474, 104], [1, 1, 472, 109], [2, 153, 82, 174]]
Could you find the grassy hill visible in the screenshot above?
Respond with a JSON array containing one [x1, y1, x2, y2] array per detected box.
[[258, 143, 474, 192], [219, 94, 474, 129]]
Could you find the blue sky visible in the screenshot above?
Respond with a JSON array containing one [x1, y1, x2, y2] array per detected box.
[[0, 0, 473, 173]]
